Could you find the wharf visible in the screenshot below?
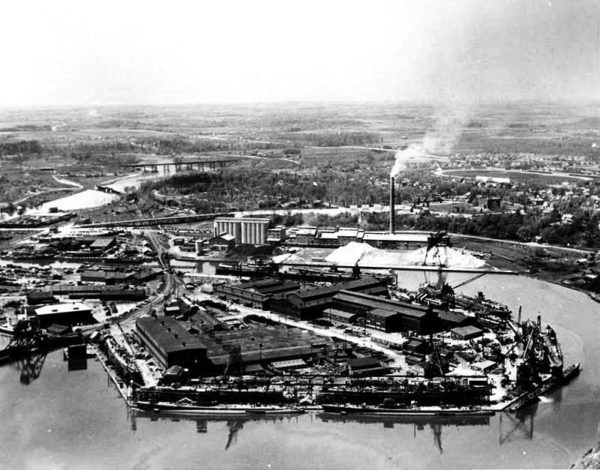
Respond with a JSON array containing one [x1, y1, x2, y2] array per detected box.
[[277, 261, 516, 274], [94, 345, 132, 406]]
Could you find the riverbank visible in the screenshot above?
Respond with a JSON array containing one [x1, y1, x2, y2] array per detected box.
[[573, 445, 600, 468]]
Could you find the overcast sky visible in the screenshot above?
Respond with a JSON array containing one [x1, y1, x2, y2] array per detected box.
[[0, 0, 598, 106]]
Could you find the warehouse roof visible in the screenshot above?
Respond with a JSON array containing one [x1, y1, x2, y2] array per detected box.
[[335, 291, 430, 319], [291, 277, 384, 301], [438, 310, 470, 326], [368, 308, 399, 319], [136, 317, 206, 354], [326, 309, 358, 320], [451, 325, 484, 337], [347, 356, 381, 370], [89, 238, 115, 249], [35, 302, 92, 316]]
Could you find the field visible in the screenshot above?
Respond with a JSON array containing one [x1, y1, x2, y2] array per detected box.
[[0, 101, 598, 211], [443, 169, 591, 184]]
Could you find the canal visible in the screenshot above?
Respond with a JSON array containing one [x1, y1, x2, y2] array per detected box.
[[0, 273, 597, 469]]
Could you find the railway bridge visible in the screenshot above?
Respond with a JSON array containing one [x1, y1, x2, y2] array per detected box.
[[122, 159, 237, 173]]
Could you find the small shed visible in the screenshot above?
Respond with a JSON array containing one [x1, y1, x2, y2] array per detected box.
[[451, 325, 484, 341]]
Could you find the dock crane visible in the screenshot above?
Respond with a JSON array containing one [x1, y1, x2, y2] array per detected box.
[[422, 231, 451, 267]]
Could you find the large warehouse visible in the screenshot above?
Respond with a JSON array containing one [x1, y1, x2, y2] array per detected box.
[[136, 317, 207, 372], [332, 291, 437, 334], [34, 302, 95, 327], [215, 278, 300, 309], [269, 277, 388, 320]]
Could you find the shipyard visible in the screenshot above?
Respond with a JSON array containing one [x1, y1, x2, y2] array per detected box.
[[1, 1, 599, 468], [0, 186, 581, 419]]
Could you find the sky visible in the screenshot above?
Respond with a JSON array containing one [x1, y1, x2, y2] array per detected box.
[[0, 0, 598, 106]]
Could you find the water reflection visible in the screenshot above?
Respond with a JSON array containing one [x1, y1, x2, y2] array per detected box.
[[499, 405, 537, 445], [319, 411, 491, 454], [2, 344, 88, 384], [10, 352, 47, 385], [131, 409, 302, 450]]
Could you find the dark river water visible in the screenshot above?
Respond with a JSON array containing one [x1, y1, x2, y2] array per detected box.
[[0, 272, 598, 469]]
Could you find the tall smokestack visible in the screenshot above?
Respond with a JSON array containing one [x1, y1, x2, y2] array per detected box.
[[390, 176, 396, 234]]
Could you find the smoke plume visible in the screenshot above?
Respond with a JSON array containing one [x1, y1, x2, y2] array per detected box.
[[390, 108, 469, 178]]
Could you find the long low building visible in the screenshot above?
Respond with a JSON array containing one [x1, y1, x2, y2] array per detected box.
[[269, 277, 388, 320], [287, 227, 433, 249], [332, 290, 437, 334], [214, 279, 300, 309], [48, 284, 147, 301], [136, 317, 207, 372]]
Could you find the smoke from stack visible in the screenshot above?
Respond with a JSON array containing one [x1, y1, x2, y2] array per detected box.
[[390, 176, 395, 234], [390, 109, 469, 179]]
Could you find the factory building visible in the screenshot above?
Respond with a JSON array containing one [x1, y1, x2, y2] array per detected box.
[[346, 356, 388, 376], [451, 325, 484, 341], [266, 226, 287, 244], [325, 308, 359, 325], [269, 277, 388, 320], [34, 302, 95, 327], [286, 227, 432, 250], [200, 324, 329, 373], [80, 269, 133, 284], [136, 317, 207, 372], [213, 217, 270, 245], [89, 237, 116, 253], [49, 284, 147, 301], [365, 308, 400, 332], [214, 279, 300, 309], [26, 290, 56, 305], [332, 291, 436, 334]]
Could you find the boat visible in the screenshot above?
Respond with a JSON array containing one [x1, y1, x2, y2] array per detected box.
[[506, 362, 581, 411], [320, 404, 494, 419], [134, 400, 304, 417]]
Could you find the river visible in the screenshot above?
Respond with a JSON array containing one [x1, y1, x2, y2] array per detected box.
[[0, 273, 597, 469]]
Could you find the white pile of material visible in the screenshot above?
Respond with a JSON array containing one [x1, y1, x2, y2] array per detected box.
[[35, 189, 119, 212], [272, 253, 298, 263], [402, 246, 486, 268], [325, 242, 486, 269], [325, 242, 379, 265]]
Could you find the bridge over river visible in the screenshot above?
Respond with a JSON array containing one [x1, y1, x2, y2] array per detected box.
[[122, 159, 238, 173]]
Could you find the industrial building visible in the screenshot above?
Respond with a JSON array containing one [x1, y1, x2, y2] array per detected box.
[[266, 226, 287, 244], [214, 279, 300, 309], [80, 269, 133, 284], [48, 284, 147, 301], [34, 302, 95, 327], [26, 290, 56, 305], [199, 321, 330, 373], [451, 325, 484, 341], [365, 308, 400, 332], [269, 277, 388, 320], [213, 217, 270, 245], [332, 291, 437, 334], [136, 317, 207, 372], [286, 226, 431, 249], [325, 308, 358, 325], [346, 356, 388, 376], [89, 237, 116, 253]]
